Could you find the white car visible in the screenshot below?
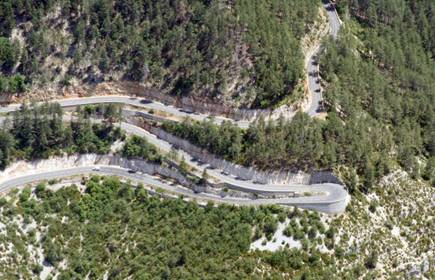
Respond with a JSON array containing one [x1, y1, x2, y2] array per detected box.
[[92, 167, 101, 171]]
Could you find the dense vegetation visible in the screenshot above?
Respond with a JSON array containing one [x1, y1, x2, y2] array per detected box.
[[322, 0, 434, 179], [161, 0, 435, 191], [0, 102, 124, 169], [76, 103, 122, 123], [122, 135, 163, 164], [0, 0, 318, 107], [0, 37, 26, 93], [162, 112, 390, 192], [2, 175, 431, 279], [0, 177, 358, 279]]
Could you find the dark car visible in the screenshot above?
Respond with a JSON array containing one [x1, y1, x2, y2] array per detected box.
[[128, 169, 138, 174], [253, 180, 266, 185], [180, 108, 194, 114], [140, 99, 153, 104], [309, 71, 318, 76], [316, 101, 326, 113]]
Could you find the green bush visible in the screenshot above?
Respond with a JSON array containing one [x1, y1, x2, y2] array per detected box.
[[122, 135, 163, 163]]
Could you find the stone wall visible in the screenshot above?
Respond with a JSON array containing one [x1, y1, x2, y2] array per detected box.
[[309, 171, 343, 185], [143, 124, 311, 185], [137, 122, 344, 186], [0, 153, 195, 190], [108, 156, 194, 188]]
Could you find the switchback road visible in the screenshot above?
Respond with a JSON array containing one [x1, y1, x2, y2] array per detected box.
[[306, 0, 342, 116], [0, 166, 349, 213], [0, 2, 348, 214]]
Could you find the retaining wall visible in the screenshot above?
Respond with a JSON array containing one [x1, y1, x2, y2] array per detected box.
[[143, 124, 311, 185], [136, 120, 343, 186], [309, 171, 343, 185], [108, 156, 194, 188]]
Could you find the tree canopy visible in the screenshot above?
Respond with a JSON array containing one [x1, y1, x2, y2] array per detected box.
[[0, 0, 318, 108], [0, 102, 124, 169]]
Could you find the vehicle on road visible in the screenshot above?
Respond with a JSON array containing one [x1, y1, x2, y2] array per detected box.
[[92, 167, 101, 171], [128, 169, 138, 174], [179, 108, 194, 114], [316, 101, 327, 112], [253, 180, 266, 185]]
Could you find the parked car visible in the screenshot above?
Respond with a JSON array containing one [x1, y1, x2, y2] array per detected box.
[[253, 180, 266, 185], [235, 176, 249, 181], [140, 99, 153, 104], [180, 108, 194, 114]]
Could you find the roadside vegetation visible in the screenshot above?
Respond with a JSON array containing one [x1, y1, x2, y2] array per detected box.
[[0, 0, 318, 108], [0, 173, 431, 279], [320, 0, 434, 181], [0, 178, 331, 279], [161, 113, 390, 193], [122, 135, 163, 164], [160, 0, 434, 192], [75, 103, 122, 123], [0, 102, 124, 169]]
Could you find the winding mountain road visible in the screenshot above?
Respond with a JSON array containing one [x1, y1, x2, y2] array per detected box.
[[0, 3, 341, 122], [0, 165, 348, 213], [306, 0, 341, 116], [0, 95, 252, 128], [0, 116, 349, 213], [0, 2, 347, 213]]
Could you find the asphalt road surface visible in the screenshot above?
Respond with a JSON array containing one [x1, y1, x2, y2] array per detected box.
[[0, 166, 349, 213], [0, 116, 350, 213], [0, 2, 348, 214], [0, 95, 252, 129], [0, 4, 341, 121], [306, 1, 342, 116]]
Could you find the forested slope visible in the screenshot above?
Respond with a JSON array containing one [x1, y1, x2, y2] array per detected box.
[[0, 103, 124, 169], [160, 0, 434, 192], [320, 0, 434, 183], [0, 0, 318, 108], [0, 174, 432, 279]]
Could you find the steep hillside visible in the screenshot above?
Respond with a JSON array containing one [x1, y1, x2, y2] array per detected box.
[[0, 0, 319, 108], [159, 0, 434, 194], [0, 173, 432, 279], [319, 0, 434, 184]]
